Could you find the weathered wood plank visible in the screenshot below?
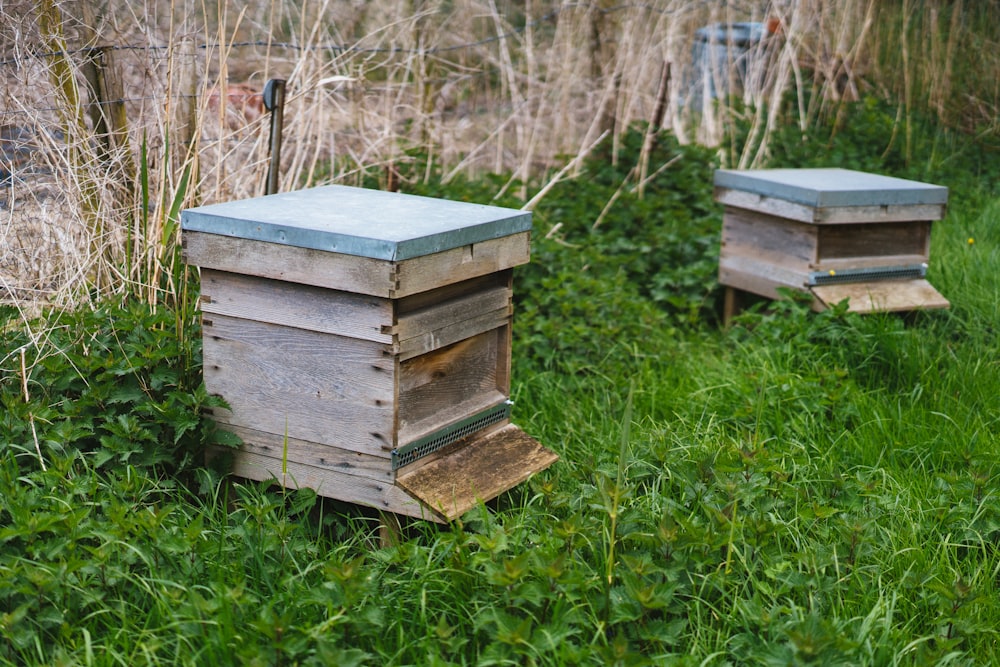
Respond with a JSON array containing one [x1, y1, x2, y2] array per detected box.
[[716, 188, 946, 224], [396, 423, 558, 521], [397, 307, 511, 361], [393, 420, 508, 475], [817, 221, 930, 260], [811, 279, 950, 313], [398, 329, 503, 428], [398, 393, 510, 447], [496, 310, 512, 399], [393, 285, 511, 340], [218, 424, 395, 484], [721, 207, 817, 266], [396, 271, 511, 314], [203, 314, 395, 455], [393, 232, 530, 297], [715, 188, 820, 223], [224, 449, 439, 521], [397, 327, 510, 442], [200, 269, 393, 342], [719, 254, 809, 298], [814, 205, 945, 225], [184, 231, 395, 296], [185, 231, 530, 298]]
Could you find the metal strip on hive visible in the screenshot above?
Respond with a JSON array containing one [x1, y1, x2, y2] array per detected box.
[[808, 264, 926, 287], [391, 400, 513, 470], [181, 184, 532, 260], [714, 169, 949, 208]]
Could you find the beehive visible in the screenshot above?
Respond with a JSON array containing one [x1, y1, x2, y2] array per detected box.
[[715, 168, 949, 321], [181, 185, 557, 521]]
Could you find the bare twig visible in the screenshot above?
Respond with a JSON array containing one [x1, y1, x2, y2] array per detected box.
[[521, 129, 609, 211]]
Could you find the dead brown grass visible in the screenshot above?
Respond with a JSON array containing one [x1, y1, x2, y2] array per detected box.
[[1, 0, 995, 310]]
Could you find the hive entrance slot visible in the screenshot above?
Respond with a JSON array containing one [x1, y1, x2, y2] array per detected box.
[[392, 401, 512, 469], [808, 264, 926, 286]]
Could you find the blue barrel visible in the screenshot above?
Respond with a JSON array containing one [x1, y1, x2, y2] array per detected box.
[[685, 21, 776, 106]]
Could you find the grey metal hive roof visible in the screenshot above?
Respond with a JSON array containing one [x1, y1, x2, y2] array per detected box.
[[181, 185, 532, 261], [714, 168, 948, 208]]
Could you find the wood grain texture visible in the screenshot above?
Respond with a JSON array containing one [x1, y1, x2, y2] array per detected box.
[[716, 188, 818, 222], [397, 307, 512, 361], [185, 231, 530, 298], [203, 314, 395, 455], [396, 423, 558, 521], [218, 423, 395, 484], [398, 328, 508, 440], [392, 233, 530, 297], [719, 254, 809, 298], [393, 278, 513, 360], [396, 271, 511, 314], [817, 221, 930, 260], [398, 392, 510, 447], [715, 189, 946, 224], [200, 269, 393, 342], [721, 207, 817, 266], [813, 206, 945, 225], [496, 309, 512, 399], [811, 279, 949, 313], [719, 205, 943, 307], [393, 285, 511, 341], [223, 449, 439, 521], [184, 231, 395, 296]]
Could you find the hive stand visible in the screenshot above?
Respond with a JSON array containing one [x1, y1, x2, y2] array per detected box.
[[181, 185, 558, 523], [714, 168, 949, 323]]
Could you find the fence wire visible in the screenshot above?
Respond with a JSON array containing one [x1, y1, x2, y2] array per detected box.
[[0, 2, 701, 67]]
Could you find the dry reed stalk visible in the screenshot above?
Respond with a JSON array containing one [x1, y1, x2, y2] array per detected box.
[[35, 1, 109, 287], [522, 129, 609, 212], [4, 0, 999, 313], [20, 347, 46, 471]]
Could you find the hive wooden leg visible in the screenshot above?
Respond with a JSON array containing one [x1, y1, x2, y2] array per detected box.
[[378, 512, 403, 548], [722, 286, 740, 327]]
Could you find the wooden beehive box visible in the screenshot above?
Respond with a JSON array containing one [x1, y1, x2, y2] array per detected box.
[[181, 185, 557, 522], [715, 168, 949, 320]]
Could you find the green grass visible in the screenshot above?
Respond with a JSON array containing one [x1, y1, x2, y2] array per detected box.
[[3, 101, 1000, 665]]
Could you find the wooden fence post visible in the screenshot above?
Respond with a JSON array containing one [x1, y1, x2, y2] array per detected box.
[[170, 39, 199, 167], [81, 46, 129, 161]]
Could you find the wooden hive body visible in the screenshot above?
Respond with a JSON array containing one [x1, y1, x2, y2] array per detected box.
[[181, 185, 557, 521], [715, 168, 949, 316]]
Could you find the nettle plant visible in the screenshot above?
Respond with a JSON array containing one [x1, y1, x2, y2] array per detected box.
[[402, 125, 725, 375], [1, 298, 238, 478]]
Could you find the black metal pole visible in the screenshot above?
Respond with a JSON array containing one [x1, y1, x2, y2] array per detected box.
[[263, 79, 286, 195]]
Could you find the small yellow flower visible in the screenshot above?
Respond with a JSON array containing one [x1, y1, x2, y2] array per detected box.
[[968, 237, 975, 245]]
